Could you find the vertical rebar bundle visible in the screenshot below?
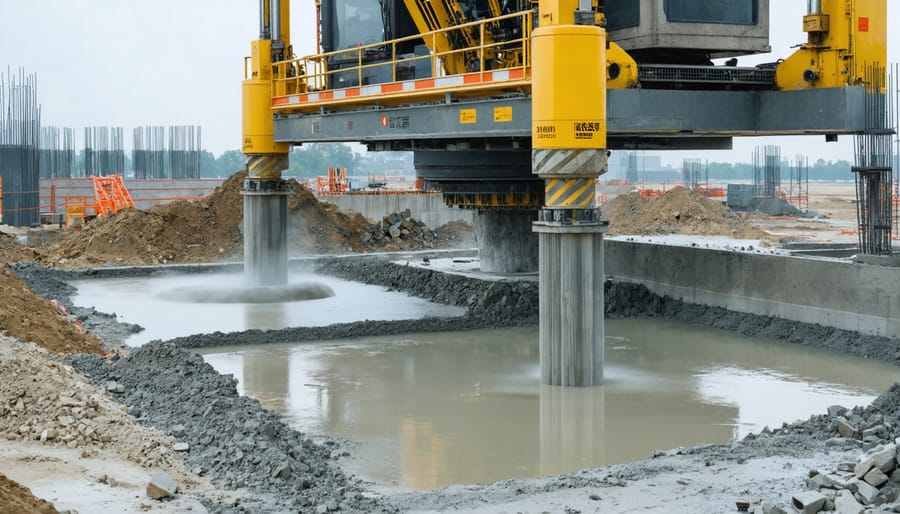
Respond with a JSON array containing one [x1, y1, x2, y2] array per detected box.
[[790, 155, 809, 213], [0, 69, 41, 227], [852, 64, 894, 255], [681, 158, 705, 191], [84, 126, 125, 176], [39, 127, 75, 178], [133, 126, 167, 179], [752, 145, 781, 198], [168, 125, 201, 179]]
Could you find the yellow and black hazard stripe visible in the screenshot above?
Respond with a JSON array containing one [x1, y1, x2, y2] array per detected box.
[[544, 178, 595, 209], [246, 153, 289, 179]]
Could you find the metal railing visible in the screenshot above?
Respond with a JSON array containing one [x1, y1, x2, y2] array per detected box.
[[266, 10, 533, 103]]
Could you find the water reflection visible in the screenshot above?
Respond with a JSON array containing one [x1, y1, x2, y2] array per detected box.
[[200, 320, 897, 489]]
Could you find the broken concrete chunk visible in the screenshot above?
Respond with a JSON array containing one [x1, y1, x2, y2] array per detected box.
[[827, 405, 848, 417], [146, 472, 178, 500], [808, 473, 841, 490], [856, 444, 897, 478], [833, 490, 864, 514], [172, 442, 189, 452], [105, 381, 125, 394], [838, 418, 858, 439], [851, 480, 879, 505], [792, 490, 827, 514], [864, 467, 889, 487]]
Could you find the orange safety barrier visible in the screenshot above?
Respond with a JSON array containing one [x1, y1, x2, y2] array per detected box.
[[92, 175, 135, 216], [696, 186, 726, 198]]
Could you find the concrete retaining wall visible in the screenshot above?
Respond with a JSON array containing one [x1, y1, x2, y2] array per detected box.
[[605, 239, 900, 338], [321, 193, 473, 228]]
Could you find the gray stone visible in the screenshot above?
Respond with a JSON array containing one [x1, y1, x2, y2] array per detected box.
[[172, 442, 190, 452], [792, 491, 827, 514], [315, 505, 328, 514], [762, 501, 789, 514], [326, 500, 338, 511], [170, 424, 186, 437], [838, 462, 857, 473], [838, 418, 858, 439], [856, 445, 897, 478], [851, 480, 879, 505], [809, 473, 842, 490], [57, 415, 74, 426], [105, 381, 125, 394], [833, 490, 864, 514], [880, 484, 900, 504], [828, 405, 848, 417], [146, 472, 178, 500], [865, 467, 890, 487], [891, 468, 900, 483], [272, 462, 292, 479]]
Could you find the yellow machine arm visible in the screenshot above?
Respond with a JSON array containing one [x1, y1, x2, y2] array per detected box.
[[776, 0, 886, 90]]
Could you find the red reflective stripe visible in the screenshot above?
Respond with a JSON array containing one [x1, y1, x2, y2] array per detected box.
[[415, 79, 435, 89], [345, 88, 361, 97], [272, 97, 289, 106], [382, 83, 404, 93], [463, 72, 482, 84]]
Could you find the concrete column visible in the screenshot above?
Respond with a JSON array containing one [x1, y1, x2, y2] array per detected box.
[[241, 179, 290, 285], [535, 222, 607, 386], [473, 209, 539, 273]]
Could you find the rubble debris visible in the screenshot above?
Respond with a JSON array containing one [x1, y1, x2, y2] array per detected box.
[[146, 471, 178, 500]]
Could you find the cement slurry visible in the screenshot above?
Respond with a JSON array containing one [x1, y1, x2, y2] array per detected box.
[[69, 272, 466, 345], [197, 320, 898, 490]]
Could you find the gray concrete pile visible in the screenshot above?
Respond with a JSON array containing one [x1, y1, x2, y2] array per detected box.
[[760, 384, 900, 514], [66, 343, 393, 513]]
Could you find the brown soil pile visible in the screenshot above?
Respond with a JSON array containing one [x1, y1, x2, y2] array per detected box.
[[0, 268, 103, 355], [0, 473, 58, 514], [36, 172, 247, 268], [0, 338, 194, 476], [27, 171, 472, 268], [604, 187, 772, 240], [0, 232, 38, 264]]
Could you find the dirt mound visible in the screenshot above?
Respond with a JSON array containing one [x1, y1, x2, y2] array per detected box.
[[286, 179, 371, 254], [0, 473, 58, 514], [0, 232, 38, 264], [604, 187, 772, 239], [36, 173, 247, 268], [0, 268, 103, 355]]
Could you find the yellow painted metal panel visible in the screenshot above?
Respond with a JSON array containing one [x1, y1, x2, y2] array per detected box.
[[459, 109, 477, 124]]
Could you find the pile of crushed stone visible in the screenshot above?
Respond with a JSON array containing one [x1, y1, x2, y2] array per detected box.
[[604, 187, 772, 239], [66, 342, 391, 513], [0, 268, 103, 355], [0, 473, 58, 514], [0, 337, 194, 480]]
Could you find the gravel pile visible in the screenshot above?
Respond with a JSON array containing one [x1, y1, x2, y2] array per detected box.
[[66, 343, 393, 514], [0, 337, 189, 473]]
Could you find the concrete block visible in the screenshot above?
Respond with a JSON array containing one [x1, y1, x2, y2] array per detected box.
[[792, 490, 827, 513], [808, 473, 842, 490], [850, 480, 879, 505], [838, 418, 858, 439], [147, 472, 178, 500], [172, 442, 189, 452], [828, 405, 848, 417], [856, 445, 897, 477], [864, 467, 889, 487], [833, 490, 864, 514]]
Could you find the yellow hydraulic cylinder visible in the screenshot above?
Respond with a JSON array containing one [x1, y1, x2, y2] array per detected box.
[[242, 39, 289, 177]]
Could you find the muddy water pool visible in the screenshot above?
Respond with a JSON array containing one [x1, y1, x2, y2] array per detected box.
[[197, 319, 898, 489]]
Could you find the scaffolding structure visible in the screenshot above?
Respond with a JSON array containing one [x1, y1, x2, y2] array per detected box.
[[752, 145, 781, 198], [0, 69, 41, 227], [681, 158, 706, 191], [39, 127, 76, 179], [852, 64, 894, 255], [787, 155, 809, 213], [84, 126, 125, 176]]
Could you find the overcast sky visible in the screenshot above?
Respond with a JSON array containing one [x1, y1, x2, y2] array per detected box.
[[0, 1, 897, 165]]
